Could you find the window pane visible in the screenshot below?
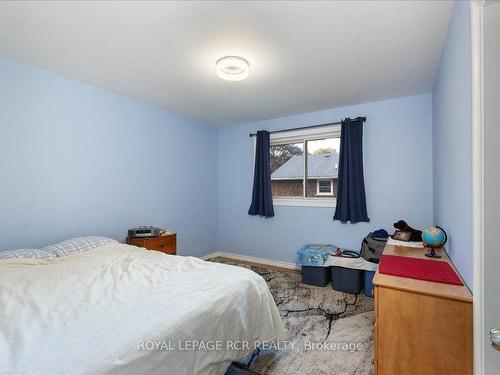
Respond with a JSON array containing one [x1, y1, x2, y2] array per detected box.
[[270, 143, 304, 197], [318, 180, 332, 193], [306, 138, 339, 198]]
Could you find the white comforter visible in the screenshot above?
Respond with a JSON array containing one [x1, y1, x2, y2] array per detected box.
[[0, 244, 284, 375]]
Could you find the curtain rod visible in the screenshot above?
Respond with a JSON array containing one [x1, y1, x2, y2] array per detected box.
[[248, 116, 366, 137]]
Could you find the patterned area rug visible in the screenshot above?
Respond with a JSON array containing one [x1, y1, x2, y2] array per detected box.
[[209, 258, 375, 375]]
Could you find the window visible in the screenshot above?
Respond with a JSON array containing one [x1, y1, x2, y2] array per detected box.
[[317, 180, 333, 195], [270, 142, 304, 197], [267, 125, 340, 207]]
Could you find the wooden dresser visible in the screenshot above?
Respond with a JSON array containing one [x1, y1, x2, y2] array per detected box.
[[373, 244, 472, 375], [126, 233, 176, 255]]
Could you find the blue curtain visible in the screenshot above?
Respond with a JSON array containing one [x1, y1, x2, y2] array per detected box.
[[334, 118, 369, 223], [248, 131, 274, 217]]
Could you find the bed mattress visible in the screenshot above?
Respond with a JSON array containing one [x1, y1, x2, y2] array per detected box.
[[0, 243, 284, 375]]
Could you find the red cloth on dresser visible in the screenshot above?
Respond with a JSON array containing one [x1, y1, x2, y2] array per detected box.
[[379, 255, 463, 285]]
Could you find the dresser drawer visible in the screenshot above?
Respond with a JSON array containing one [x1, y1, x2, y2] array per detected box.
[[127, 234, 176, 255], [146, 236, 176, 254]]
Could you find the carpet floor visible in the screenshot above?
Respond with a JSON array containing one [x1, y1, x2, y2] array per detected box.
[[210, 258, 375, 375]]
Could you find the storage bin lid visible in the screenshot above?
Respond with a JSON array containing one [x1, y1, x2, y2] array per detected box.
[[296, 244, 336, 267]]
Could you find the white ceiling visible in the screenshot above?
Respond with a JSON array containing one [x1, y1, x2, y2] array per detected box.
[[0, 1, 453, 126]]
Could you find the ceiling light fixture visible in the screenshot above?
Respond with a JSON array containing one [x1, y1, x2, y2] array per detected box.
[[216, 56, 250, 81]]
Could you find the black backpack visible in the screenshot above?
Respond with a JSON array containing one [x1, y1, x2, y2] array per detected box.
[[361, 232, 388, 263]]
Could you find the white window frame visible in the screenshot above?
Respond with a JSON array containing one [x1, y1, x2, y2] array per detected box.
[[316, 179, 334, 196], [268, 124, 340, 208]]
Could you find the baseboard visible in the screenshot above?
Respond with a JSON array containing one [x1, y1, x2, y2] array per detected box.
[[201, 251, 300, 271]]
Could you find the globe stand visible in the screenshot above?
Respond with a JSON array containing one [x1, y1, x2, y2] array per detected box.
[[425, 247, 442, 259]]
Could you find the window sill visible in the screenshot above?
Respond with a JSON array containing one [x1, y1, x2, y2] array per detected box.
[[273, 197, 336, 208]]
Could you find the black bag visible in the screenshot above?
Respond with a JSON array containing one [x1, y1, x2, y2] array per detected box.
[[361, 233, 387, 262]]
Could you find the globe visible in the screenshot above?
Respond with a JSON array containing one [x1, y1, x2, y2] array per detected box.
[[422, 226, 447, 248]]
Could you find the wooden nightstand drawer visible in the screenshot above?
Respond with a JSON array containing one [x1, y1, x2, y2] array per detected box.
[[126, 234, 176, 255]]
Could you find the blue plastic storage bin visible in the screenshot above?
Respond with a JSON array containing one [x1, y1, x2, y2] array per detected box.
[[302, 266, 330, 287], [296, 244, 336, 287], [331, 266, 364, 294], [364, 270, 375, 298]]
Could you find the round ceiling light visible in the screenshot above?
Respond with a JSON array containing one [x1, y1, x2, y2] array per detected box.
[[216, 56, 250, 81]]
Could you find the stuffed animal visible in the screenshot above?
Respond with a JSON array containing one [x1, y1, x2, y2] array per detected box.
[[393, 220, 423, 242]]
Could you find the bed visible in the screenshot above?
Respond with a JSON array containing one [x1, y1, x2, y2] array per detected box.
[[0, 241, 284, 375]]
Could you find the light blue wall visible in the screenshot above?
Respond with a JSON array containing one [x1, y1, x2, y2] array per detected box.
[[432, 2, 473, 288], [0, 58, 218, 256], [217, 94, 434, 263]]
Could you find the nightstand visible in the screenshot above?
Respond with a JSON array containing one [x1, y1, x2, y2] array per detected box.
[[126, 233, 176, 255]]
